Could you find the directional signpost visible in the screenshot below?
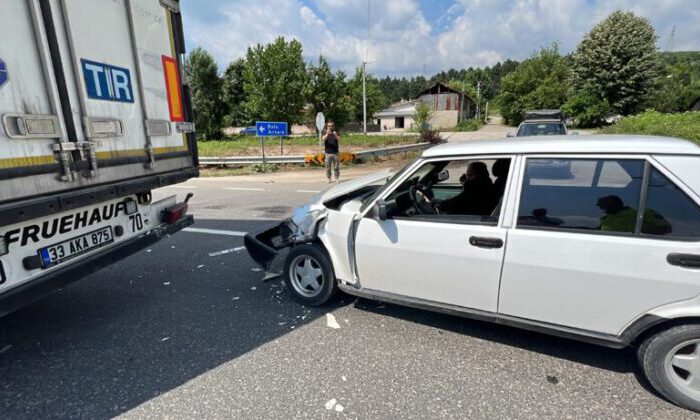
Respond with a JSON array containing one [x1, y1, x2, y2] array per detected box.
[[256, 121, 288, 164]]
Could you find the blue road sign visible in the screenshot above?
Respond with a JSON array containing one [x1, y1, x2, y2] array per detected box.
[[0, 58, 8, 88], [256, 121, 288, 137], [81, 59, 134, 103]]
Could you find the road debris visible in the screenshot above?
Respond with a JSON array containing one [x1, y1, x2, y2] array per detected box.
[[326, 313, 341, 329]]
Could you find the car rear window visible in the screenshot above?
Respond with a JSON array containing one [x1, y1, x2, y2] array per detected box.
[[518, 158, 645, 233], [642, 168, 700, 238]]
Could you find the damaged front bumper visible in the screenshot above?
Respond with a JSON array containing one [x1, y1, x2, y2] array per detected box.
[[245, 206, 328, 270], [244, 220, 297, 270]]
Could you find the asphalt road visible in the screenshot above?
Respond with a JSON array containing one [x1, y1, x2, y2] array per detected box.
[[0, 173, 697, 419]]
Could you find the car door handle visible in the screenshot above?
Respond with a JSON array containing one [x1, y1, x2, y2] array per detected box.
[[667, 253, 700, 269], [469, 236, 504, 249]]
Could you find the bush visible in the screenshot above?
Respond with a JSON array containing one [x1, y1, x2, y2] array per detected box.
[[601, 110, 700, 143], [250, 163, 280, 173], [562, 90, 610, 128], [454, 119, 483, 132], [420, 129, 442, 144]]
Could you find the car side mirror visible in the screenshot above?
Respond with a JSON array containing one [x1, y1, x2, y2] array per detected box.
[[506, 132, 515, 138], [370, 199, 387, 221], [437, 169, 449, 182]]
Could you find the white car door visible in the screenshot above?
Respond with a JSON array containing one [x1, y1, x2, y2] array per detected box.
[[353, 156, 515, 312], [498, 156, 700, 336]]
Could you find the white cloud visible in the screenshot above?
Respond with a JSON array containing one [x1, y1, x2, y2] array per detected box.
[[182, 0, 700, 77]]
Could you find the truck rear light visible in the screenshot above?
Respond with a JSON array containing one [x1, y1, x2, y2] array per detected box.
[[164, 203, 188, 224], [163, 193, 193, 224]]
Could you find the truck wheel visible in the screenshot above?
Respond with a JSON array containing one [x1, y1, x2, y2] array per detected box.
[[283, 243, 337, 306], [638, 324, 700, 412]]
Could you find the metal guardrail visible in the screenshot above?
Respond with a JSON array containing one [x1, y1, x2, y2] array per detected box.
[[198, 142, 432, 165]]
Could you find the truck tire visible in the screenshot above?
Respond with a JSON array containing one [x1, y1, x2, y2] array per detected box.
[[283, 243, 337, 306], [638, 324, 700, 413]]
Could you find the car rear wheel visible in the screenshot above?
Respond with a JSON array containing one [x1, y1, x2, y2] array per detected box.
[[638, 324, 700, 412], [283, 243, 336, 306]]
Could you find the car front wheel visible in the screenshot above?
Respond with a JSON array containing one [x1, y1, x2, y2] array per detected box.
[[283, 243, 337, 306], [638, 324, 700, 412]]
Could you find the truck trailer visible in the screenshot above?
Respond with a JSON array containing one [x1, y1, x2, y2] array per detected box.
[[0, 0, 198, 316]]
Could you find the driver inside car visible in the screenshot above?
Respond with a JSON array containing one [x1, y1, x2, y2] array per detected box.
[[439, 161, 496, 215]]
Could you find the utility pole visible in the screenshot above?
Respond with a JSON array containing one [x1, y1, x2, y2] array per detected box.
[[476, 81, 481, 122], [362, 61, 367, 134], [362, 0, 370, 134]]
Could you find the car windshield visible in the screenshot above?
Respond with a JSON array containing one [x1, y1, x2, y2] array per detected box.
[[517, 122, 566, 136], [360, 157, 422, 211]]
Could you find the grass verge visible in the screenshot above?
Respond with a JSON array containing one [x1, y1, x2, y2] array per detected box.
[[198, 133, 420, 157]]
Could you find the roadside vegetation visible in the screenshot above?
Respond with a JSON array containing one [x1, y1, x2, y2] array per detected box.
[[197, 133, 420, 157], [450, 119, 484, 132], [601, 111, 700, 143]]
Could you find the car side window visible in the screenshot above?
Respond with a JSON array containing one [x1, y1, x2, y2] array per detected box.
[[518, 158, 645, 233], [383, 158, 512, 225], [642, 168, 700, 238]]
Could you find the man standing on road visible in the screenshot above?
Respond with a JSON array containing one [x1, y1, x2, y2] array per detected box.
[[323, 121, 340, 183]]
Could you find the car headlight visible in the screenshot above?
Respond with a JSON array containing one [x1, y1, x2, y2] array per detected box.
[[293, 209, 326, 240]]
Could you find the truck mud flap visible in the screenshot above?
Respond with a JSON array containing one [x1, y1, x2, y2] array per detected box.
[[0, 215, 194, 318]]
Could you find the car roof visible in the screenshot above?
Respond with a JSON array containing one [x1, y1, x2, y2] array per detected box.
[[422, 135, 700, 158], [519, 119, 563, 124]]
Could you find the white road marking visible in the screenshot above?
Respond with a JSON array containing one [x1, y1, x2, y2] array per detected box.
[[168, 185, 197, 189], [296, 190, 321, 193], [184, 228, 247, 236], [208, 246, 246, 257], [326, 313, 341, 329], [223, 187, 265, 191], [324, 399, 337, 410]]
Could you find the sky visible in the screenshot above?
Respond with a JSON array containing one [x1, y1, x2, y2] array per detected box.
[[181, 0, 700, 77]]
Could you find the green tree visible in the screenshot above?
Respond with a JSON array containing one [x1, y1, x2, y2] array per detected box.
[[185, 47, 223, 139], [572, 11, 658, 115], [413, 101, 434, 132], [497, 44, 571, 125], [221, 58, 248, 127], [562, 89, 610, 127], [647, 60, 700, 112], [348, 68, 387, 123], [243, 37, 308, 127], [305, 56, 353, 128]]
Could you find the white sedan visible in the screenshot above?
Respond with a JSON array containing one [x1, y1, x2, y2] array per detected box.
[[245, 135, 700, 412]]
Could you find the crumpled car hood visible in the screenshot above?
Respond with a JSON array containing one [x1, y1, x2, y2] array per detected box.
[[309, 170, 392, 205]]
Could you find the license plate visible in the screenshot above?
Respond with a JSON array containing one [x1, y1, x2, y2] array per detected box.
[[38, 226, 115, 268]]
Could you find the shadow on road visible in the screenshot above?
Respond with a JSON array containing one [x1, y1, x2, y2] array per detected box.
[[351, 298, 637, 373], [0, 219, 339, 418]]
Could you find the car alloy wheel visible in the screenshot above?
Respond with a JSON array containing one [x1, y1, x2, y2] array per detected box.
[[289, 254, 325, 298]]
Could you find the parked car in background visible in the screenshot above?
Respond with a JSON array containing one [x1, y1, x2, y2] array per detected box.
[[240, 126, 257, 136], [509, 109, 570, 137], [247, 135, 700, 413]]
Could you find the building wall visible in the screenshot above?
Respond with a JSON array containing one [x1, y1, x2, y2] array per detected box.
[[431, 111, 459, 129], [418, 93, 460, 111], [379, 116, 415, 131]]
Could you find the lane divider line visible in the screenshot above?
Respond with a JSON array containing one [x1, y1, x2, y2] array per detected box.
[[208, 246, 246, 257], [296, 190, 321, 193], [183, 228, 247, 236], [223, 187, 265, 191], [168, 185, 197, 189]]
